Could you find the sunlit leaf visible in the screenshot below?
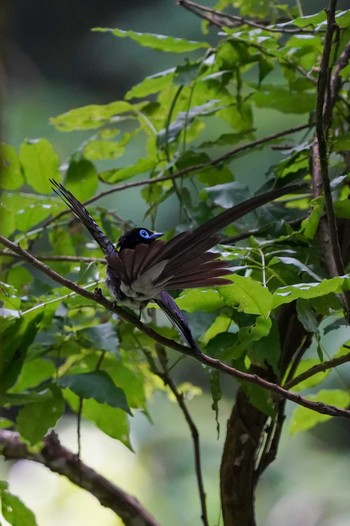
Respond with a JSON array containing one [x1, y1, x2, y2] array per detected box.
[[300, 197, 324, 239], [19, 139, 60, 193], [126, 69, 175, 99], [177, 288, 226, 313], [291, 359, 331, 391], [51, 101, 140, 131], [290, 390, 350, 434], [219, 275, 273, 317], [65, 159, 98, 200], [0, 144, 24, 190], [100, 157, 157, 183], [94, 27, 210, 52], [253, 87, 315, 113], [0, 481, 37, 526], [292, 12, 327, 28], [64, 390, 131, 446], [272, 277, 350, 309]]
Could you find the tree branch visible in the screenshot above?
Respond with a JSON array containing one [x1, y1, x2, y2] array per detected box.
[[1, 233, 350, 419], [0, 430, 160, 526], [42, 124, 310, 225], [285, 350, 350, 389], [177, 0, 316, 34]]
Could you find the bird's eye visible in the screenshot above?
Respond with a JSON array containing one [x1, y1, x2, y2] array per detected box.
[[139, 229, 150, 239]]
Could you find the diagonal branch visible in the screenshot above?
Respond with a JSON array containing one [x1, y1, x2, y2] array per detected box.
[[1, 233, 350, 419], [42, 124, 310, 226], [285, 350, 350, 389], [177, 0, 316, 34], [0, 430, 160, 526]]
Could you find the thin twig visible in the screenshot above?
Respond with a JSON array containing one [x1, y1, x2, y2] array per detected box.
[[44, 124, 311, 224], [0, 251, 104, 263], [330, 40, 350, 107], [156, 347, 209, 526], [177, 0, 317, 34], [1, 233, 350, 419], [285, 350, 350, 389]]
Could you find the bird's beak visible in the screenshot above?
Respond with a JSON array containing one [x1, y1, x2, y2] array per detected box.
[[150, 232, 163, 240]]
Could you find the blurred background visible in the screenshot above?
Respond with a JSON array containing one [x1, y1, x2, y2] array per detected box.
[[2, 1, 350, 525]]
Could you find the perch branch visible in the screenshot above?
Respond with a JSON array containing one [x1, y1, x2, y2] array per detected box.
[[1, 233, 350, 419]]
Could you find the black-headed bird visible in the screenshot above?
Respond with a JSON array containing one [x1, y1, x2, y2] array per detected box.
[[51, 179, 301, 356]]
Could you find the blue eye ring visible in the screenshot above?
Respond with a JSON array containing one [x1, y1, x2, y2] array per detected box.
[[139, 229, 150, 239]]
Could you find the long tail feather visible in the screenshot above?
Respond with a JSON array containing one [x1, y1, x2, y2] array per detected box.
[[155, 291, 203, 356], [50, 179, 117, 258]]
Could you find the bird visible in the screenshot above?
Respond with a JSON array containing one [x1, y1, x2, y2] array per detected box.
[[51, 179, 302, 356]]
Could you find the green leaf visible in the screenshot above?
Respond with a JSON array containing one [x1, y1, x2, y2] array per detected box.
[[10, 358, 56, 393], [77, 323, 119, 355], [296, 299, 319, 333], [104, 360, 147, 409], [65, 159, 98, 201], [0, 201, 15, 237], [58, 371, 131, 414], [248, 318, 281, 371], [291, 359, 331, 391], [83, 140, 125, 161], [270, 256, 321, 281], [19, 139, 60, 193], [197, 165, 233, 185], [94, 27, 209, 53], [300, 197, 324, 239], [272, 277, 350, 309], [253, 87, 315, 114], [242, 382, 275, 417], [292, 12, 327, 28], [0, 481, 37, 526], [201, 314, 233, 344], [16, 385, 65, 445], [205, 332, 241, 359], [0, 312, 44, 394], [334, 199, 350, 219], [206, 316, 272, 359], [204, 182, 248, 209], [0, 417, 14, 428], [64, 390, 131, 446], [126, 69, 175, 99], [100, 157, 156, 183], [157, 100, 222, 146], [0, 144, 24, 189], [176, 288, 226, 313], [51, 101, 138, 131], [335, 10, 350, 29], [2, 193, 55, 232], [219, 276, 273, 317], [290, 390, 350, 434]]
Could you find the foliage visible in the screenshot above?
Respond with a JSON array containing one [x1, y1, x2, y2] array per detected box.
[[1, 1, 350, 525]]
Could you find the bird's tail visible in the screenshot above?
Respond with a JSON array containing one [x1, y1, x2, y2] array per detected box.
[[155, 290, 203, 358], [50, 179, 117, 258]]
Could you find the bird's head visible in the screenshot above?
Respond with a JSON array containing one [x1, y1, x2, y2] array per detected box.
[[117, 228, 163, 251]]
